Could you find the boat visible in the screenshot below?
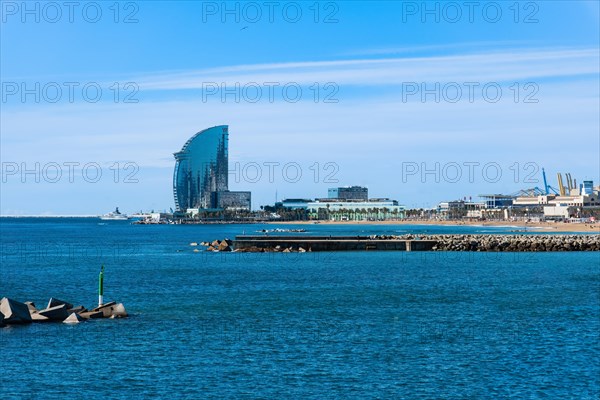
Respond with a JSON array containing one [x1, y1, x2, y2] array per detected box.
[[100, 207, 130, 221]]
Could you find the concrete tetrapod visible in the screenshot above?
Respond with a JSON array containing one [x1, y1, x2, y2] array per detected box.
[[67, 306, 87, 314], [31, 313, 50, 322], [79, 311, 104, 319], [63, 313, 85, 324], [24, 301, 37, 313], [0, 297, 32, 324], [91, 301, 117, 318], [110, 303, 128, 318], [38, 304, 70, 321], [47, 298, 74, 310]]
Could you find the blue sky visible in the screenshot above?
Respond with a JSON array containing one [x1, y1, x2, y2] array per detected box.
[[1, 1, 599, 214]]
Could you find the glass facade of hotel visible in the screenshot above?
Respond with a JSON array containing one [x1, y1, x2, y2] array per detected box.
[[173, 126, 229, 211]]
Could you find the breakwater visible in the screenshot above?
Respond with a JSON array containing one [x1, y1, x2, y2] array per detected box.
[[202, 234, 600, 252], [425, 234, 599, 251], [0, 297, 127, 327]]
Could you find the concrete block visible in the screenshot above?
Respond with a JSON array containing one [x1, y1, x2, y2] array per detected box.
[[47, 298, 73, 310], [110, 303, 128, 318], [67, 306, 87, 314], [63, 313, 85, 324], [0, 297, 32, 324], [38, 304, 69, 321], [92, 301, 117, 318], [24, 301, 38, 313], [27, 301, 51, 322], [80, 311, 103, 319], [31, 313, 50, 322]]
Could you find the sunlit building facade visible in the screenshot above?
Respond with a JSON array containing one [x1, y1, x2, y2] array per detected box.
[[173, 125, 230, 211], [328, 186, 368, 201]]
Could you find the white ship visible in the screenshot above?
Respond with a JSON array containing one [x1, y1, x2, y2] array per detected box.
[[100, 207, 130, 221]]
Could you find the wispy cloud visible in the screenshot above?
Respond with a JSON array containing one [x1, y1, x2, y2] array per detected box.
[[336, 41, 542, 57], [133, 47, 599, 91]]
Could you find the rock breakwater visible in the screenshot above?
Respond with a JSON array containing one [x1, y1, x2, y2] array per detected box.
[[199, 234, 599, 252]]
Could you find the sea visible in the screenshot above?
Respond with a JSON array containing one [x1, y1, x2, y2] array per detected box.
[[1, 218, 599, 399]]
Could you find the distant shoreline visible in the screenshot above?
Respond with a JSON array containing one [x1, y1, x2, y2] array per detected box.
[[266, 219, 600, 233], [1, 215, 598, 234], [0, 215, 100, 218]]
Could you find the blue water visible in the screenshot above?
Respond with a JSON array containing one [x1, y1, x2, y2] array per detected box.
[[1, 218, 599, 399]]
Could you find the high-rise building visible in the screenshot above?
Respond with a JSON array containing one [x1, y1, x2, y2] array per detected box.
[[582, 180, 594, 195], [173, 125, 230, 211], [328, 186, 369, 201]]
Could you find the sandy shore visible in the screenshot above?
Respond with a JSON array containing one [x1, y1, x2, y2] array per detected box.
[[266, 220, 600, 233]]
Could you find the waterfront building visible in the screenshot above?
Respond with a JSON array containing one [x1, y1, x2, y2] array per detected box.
[[276, 199, 312, 210], [276, 198, 404, 220], [478, 194, 514, 209], [328, 186, 368, 201], [307, 199, 405, 221], [173, 125, 251, 212], [213, 190, 251, 211], [437, 200, 486, 219]]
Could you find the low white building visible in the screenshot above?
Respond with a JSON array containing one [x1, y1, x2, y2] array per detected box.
[[543, 205, 573, 219], [307, 199, 405, 221]]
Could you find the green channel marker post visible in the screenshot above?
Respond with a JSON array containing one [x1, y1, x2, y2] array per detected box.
[[98, 265, 104, 307]]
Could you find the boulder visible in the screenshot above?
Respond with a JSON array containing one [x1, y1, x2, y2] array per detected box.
[[80, 311, 103, 319], [0, 311, 4, 327], [110, 303, 128, 318], [190, 242, 198, 246], [47, 298, 73, 310], [63, 313, 85, 324], [0, 297, 32, 324], [38, 304, 69, 321]]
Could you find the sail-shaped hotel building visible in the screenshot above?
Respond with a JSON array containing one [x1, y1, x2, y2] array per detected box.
[[173, 125, 250, 212]]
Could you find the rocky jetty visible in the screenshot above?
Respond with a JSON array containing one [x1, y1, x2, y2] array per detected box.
[[400, 234, 599, 252], [202, 234, 599, 253], [0, 297, 128, 328]]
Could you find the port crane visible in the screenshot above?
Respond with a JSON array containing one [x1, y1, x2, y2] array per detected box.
[[514, 168, 559, 197], [541, 168, 559, 195]]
